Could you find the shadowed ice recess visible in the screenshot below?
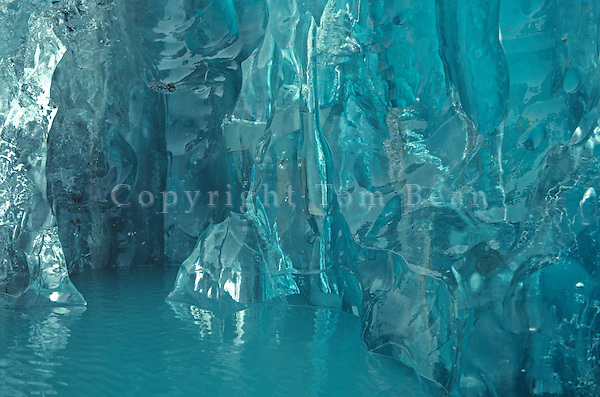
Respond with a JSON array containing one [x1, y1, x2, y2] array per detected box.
[[1, 0, 599, 395]]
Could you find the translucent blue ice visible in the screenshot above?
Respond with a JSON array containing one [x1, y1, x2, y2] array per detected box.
[[1, 0, 599, 394]]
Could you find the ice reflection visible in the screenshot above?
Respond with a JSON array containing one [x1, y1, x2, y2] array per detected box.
[[168, 302, 215, 338], [0, 306, 84, 395], [233, 310, 245, 346], [168, 303, 447, 396]]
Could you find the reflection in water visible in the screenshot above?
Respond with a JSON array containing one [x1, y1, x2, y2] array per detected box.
[[169, 302, 446, 396], [2, 268, 444, 396], [0, 306, 85, 395]]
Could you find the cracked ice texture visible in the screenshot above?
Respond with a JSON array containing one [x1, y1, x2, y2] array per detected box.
[[0, 0, 599, 395]]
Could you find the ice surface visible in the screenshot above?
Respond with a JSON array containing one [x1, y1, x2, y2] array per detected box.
[[1, 0, 600, 394], [0, 6, 84, 306], [47, 0, 167, 272]]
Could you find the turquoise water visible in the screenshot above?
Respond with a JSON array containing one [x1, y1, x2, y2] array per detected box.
[[0, 267, 443, 396]]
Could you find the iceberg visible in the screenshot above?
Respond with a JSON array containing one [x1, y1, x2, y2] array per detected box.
[[0, 0, 599, 394]]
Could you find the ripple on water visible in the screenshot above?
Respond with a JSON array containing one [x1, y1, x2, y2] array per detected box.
[[1, 267, 444, 396]]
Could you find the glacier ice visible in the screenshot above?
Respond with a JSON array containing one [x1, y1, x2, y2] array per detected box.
[[1, 0, 600, 394], [47, 0, 167, 273], [0, 7, 84, 306]]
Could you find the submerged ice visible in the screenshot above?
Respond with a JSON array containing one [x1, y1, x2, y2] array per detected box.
[[1, 0, 600, 394]]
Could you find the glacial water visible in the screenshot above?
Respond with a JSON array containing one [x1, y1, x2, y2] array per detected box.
[[0, 266, 443, 396]]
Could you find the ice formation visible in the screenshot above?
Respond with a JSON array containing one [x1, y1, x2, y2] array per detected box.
[[1, 0, 600, 394], [0, 3, 84, 305]]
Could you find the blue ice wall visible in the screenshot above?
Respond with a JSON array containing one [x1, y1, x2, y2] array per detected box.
[[1, 0, 599, 394], [47, 1, 167, 273]]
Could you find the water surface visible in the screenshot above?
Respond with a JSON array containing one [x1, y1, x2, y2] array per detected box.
[[0, 267, 442, 396]]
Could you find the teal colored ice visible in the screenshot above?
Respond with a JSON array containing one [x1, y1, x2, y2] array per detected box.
[[1, 0, 599, 395]]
